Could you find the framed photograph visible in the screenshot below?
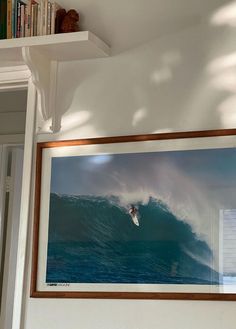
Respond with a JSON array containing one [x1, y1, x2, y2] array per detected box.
[[32, 129, 236, 300]]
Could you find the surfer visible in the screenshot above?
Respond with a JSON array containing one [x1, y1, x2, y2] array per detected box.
[[129, 205, 137, 216], [129, 205, 139, 226]]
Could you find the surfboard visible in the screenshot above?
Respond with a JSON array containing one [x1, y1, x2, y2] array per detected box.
[[129, 208, 139, 226], [131, 213, 139, 226]]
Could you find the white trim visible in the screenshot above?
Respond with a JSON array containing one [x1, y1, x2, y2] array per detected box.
[[0, 146, 7, 286], [0, 60, 37, 329], [0, 59, 37, 329], [11, 78, 36, 329], [22, 47, 51, 122], [0, 148, 24, 329], [0, 65, 30, 91], [0, 31, 110, 58], [22, 48, 60, 133], [49, 61, 60, 132]]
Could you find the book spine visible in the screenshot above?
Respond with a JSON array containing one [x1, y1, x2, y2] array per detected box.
[[20, 3, 25, 37], [32, 2, 38, 35], [24, 3, 29, 37], [51, 1, 61, 34], [36, 0, 41, 35], [0, 0, 7, 39], [35, 3, 38, 35], [13, 0, 18, 37], [31, 2, 34, 35], [30, 0, 34, 36], [7, 0, 12, 38], [30, 1, 39, 36], [47, 0, 51, 34], [42, 0, 48, 35], [16, 1, 21, 37]]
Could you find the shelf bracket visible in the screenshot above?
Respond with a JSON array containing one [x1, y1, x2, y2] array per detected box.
[[22, 46, 61, 133]]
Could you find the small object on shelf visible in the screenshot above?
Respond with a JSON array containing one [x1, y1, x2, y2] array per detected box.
[[60, 9, 79, 33], [55, 8, 66, 33]]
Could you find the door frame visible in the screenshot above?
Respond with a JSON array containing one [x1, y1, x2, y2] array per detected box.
[[0, 66, 37, 329], [0, 146, 24, 329], [0, 145, 7, 290]]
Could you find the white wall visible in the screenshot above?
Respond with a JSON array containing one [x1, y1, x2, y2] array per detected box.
[[24, 20, 236, 329]]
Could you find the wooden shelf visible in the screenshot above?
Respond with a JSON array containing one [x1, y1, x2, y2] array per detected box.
[[0, 31, 110, 64]]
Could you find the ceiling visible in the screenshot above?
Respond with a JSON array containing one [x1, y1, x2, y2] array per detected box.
[[58, 0, 230, 53]]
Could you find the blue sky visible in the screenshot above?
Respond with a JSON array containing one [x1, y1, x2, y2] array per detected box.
[[51, 147, 236, 196]]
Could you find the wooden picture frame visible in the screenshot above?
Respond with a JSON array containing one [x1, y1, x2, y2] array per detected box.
[[31, 129, 236, 300]]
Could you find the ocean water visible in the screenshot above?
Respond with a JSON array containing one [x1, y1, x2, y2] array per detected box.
[[46, 193, 220, 284]]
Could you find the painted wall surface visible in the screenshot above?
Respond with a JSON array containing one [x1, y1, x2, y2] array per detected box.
[[25, 21, 236, 329], [0, 90, 27, 135]]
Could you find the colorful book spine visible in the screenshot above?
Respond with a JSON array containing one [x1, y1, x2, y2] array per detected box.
[[16, 1, 21, 37], [24, 3, 30, 37], [7, 0, 12, 38], [0, 0, 67, 39]]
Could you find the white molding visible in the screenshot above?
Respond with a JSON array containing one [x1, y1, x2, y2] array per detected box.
[[0, 65, 30, 91], [0, 148, 24, 329], [0, 31, 110, 60], [11, 78, 36, 329], [0, 69, 36, 329], [49, 61, 60, 132], [0, 145, 7, 299], [22, 47, 49, 121], [22, 46, 60, 132], [0, 66, 34, 329]]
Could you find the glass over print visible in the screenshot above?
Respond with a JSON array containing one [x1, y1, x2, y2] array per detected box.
[[32, 130, 236, 299]]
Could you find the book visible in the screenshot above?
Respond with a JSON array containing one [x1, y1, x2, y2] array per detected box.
[[7, 0, 12, 38], [0, 0, 8, 39], [16, 0, 21, 37], [0, 0, 67, 39], [24, 3, 30, 37], [32, 2, 38, 35], [29, 0, 38, 36], [41, 0, 48, 35], [20, 3, 25, 37], [47, 0, 51, 34], [12, 0, 18, 37], [36, 0, 41, 35], [29, 0, 34, 36]]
